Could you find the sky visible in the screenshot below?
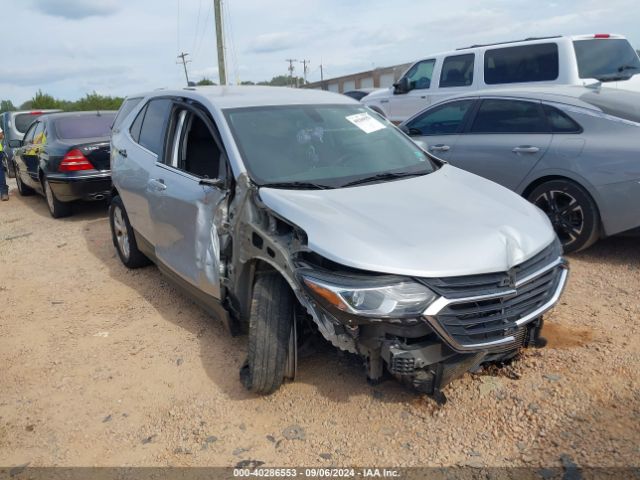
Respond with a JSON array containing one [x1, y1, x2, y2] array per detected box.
[[2, 0, 640, 105]]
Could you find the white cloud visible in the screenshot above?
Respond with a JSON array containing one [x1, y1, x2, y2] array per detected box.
[[30, 0, 120, 19]]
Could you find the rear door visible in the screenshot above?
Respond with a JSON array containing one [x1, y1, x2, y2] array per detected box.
[[20, 121, 46, 188], [403, 98, 476, 160], [113, 98, 173, 244], [448, 98, 552, 190], [150, 101, 228, 299]]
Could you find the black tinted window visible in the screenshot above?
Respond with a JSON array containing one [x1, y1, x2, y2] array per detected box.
[[543, 104, 581, 133], [138, 99, 172, 155], [15, 113, 39, 134], [130, 104, 147, 143], [55, 114, 116, 139], [440, 54, 475, 87], [406, 100, 474, 135], [573, 39, 640, 80], [113, 97, 143, 130], [471, 99, 548, 133], [484, 43, 559, 84]]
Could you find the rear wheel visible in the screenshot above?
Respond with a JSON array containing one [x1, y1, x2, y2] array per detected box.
[[43, 177, 72, 218], [240, 273, 295, 394], [109, 195, 150, 268], [527, 180, 599, 253], [15, 171, 35, 196]]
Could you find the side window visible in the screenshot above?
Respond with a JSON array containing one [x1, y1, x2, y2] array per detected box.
[[23, 123, 38, 144], [166, 106, 223, 179], [440, 54, 475, 88], [484, 43, 559, 85], [471, 99, 548, 133], [138, 99, 172, 155], [406, 100, 475, 135], [543, 104, 582, 133], [129, 104, 147, 143], [405, 59, 436, 90], [113, 97, 143, 131]]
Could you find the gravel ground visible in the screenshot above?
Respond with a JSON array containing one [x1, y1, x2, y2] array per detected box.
[[0, 179, 639, 469]]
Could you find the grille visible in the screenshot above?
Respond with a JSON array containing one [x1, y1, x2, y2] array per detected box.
[[421, 241, 565, 350], [420, 240, 562, 299]]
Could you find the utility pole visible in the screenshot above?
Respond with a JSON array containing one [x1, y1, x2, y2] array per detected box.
[[299, 59, 310, 85], [213, 0, 227, 85], [285, 58, 297, 87], [320, 62, 325, 90], [177, 52, 191, 85]]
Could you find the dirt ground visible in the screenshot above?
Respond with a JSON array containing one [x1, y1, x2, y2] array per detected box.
[[0, 178, 639, 469]]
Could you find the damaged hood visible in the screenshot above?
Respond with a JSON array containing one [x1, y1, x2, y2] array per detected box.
[[259, 165, 556, 277]]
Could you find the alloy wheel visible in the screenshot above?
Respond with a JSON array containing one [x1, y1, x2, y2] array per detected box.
[[534, 190, 584, 247], [112, 206, 130, 260]]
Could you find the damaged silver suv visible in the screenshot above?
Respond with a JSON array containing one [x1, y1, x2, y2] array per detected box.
[[109, 86, 568, 400]]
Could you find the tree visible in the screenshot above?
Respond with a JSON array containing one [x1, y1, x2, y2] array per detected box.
[[196, 78, 217, 86], [240, 80, 256, 86], [0, 100, 16, 113]]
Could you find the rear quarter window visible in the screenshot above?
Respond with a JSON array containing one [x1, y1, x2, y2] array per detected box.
[[484, 43, 559, 85], [112, 97, 143, 131], [543, 104, 582, 133]]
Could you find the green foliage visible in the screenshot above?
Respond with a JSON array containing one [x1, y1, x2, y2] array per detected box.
[[17, 90, 124, 112], [0, 100, 16, 113], [196, 78, 217, 86]]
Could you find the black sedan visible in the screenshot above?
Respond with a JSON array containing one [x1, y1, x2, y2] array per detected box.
[[11, 111, 116, 218]]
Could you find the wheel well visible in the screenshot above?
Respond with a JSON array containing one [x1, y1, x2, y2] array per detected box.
[[110, 186, 119, 200], [522, 175, 604, 235]]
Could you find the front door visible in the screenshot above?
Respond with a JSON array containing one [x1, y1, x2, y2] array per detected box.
[[387, 59, 436, 122], [150, 103, 228, 299], [447, 99, 552, 190]]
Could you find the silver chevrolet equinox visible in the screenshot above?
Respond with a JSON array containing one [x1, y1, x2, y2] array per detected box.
[[109, 86, 568, 401]]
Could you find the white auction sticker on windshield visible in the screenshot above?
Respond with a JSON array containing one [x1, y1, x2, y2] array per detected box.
[[345, 113, 386, 134]]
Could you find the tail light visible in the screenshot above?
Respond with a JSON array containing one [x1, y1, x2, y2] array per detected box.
[[59, 149, 95, 172], [594, 34, 611, 39]]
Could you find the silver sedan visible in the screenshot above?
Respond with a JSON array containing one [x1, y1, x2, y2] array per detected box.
[[401, 86, 640, 252]]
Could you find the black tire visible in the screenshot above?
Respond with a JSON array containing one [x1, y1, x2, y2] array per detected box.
[[527, 180, 600, 253], [43, 177, 72, 218], [240, 273, 294, 394], [15, 170, 35, 196], [109, 195, 150, 268]]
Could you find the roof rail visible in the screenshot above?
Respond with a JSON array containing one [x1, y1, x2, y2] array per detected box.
[[456, 35, 562, 50]]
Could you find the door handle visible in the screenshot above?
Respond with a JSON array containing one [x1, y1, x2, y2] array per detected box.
[[512, 146, 540, 154], [148, 178, 166, 191], [429, 144, 450, 152]]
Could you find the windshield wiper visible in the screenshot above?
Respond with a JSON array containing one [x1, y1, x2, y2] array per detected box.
[[260, 181, 333, 190], [340, 171, 428, 188], [618, 64, 638, 72]]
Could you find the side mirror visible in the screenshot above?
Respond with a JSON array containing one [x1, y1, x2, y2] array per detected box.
[[8, 139, 22, 148], [393, 77, 410, 95], [400, 124, 422, 137], [199, 177, 226, 189]]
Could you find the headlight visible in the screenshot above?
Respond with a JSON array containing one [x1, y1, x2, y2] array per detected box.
[[301, 275, 438, 318]]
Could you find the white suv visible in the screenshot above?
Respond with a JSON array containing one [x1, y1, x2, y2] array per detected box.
[[363, 34, 640, 123]]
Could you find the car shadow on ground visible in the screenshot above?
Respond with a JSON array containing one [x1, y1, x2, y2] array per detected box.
[[4, 181, 108, 223], [80, 216, 417, 405], [567, 235, 639, 268]]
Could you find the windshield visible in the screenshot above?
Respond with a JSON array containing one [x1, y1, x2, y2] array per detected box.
[[574, 39, 640, 81], [55, 113, 116, 140], [14, 113, 39, 134], [224, 104, 436, 188]]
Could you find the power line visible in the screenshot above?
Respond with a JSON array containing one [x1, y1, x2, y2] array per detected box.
[[224, 0, 239, 84], [191, 0, 203, 55], [177, 52, 191, 85]]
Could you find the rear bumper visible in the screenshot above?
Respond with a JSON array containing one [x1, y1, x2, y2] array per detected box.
[[47, 171, 111, 202]]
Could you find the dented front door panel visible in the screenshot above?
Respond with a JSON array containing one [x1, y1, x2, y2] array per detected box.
[[149, 163, 227, 299]]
